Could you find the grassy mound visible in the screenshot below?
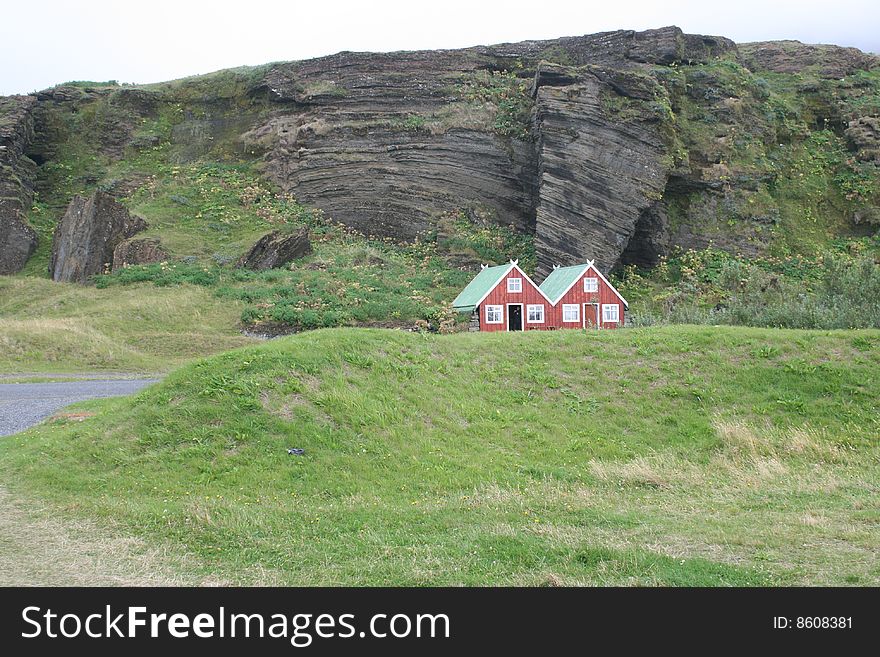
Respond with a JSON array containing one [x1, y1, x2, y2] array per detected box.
[[1, 326, 877, 585], [0, 277, 252, 373]]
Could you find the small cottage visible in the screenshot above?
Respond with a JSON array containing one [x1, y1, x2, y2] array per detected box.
[[452, 260, 552, 332], [539, 260, 628, 329], [453, 259, 628, 330]]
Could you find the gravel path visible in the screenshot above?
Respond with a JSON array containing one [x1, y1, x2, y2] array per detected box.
[[0, 379, 157, 437]]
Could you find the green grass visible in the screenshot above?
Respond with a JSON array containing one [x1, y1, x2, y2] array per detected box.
[[15, 142, 526, 343], [618, 239, 880, 329], [456, 68, 534, 140], [91, 174, 531, 333], [20, 144, 529, 336], [1, 325, 877, 585], [120, 161, 298, 263], [655, 58, 880, 256], [93, 234, 475, 333], [0, 277, 254, 373]]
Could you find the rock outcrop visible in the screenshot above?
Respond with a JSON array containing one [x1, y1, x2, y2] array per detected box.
[[5, 26, 878, 277], [249, 49, 540, 239], [247, 26, 734, 266], [532, 64, 670, 273], [112, 237, 167, 271], [739, 41, 879, 79], [846, 116, 880, 164], [50, 191, 147, 282], [0, 95, 39, 274], [237, 228, 312, 270], [619, 201, 671, 269]]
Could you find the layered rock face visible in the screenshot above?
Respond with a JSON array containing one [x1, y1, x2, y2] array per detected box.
[[738, 41, 877, 79], [50, 191, 147, 282], [531, 65, 669, 273], [237, 228, 312, 271], [248, 26, 734, 266], [248, 50, 539, 238], [0, 95, 39, 274]]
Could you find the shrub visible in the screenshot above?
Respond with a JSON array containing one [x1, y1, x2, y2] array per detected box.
[[624, 246, 880, 330], [95, 262, 220, 288]]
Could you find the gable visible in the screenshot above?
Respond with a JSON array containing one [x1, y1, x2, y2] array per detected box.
[[539, 264, 590, 304], [454, 262, 553, 313], [584, 264, 628, 309], [451, 263, 513, 312], [502, 265, 553, 304], [539, 261, 628, 309]]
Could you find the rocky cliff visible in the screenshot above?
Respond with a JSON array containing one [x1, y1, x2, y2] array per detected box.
[[244, 26, 738, 273], [0, 95, 39, 273], [1, 26, 878, 277]]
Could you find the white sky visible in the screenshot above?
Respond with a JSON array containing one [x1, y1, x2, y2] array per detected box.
[[2, 0, 878, 95]]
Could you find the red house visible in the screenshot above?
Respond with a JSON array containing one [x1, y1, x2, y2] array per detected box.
[[539, 260, 628, 329], [453, 259, 628, 330], [451, 261, 553, 332]]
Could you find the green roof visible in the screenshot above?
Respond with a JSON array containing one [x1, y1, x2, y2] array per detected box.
[[451, 263, 512, 312], [538, 264, 589, 303]]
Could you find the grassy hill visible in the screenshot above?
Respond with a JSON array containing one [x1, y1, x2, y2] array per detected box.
[[1, 326, 877, 585], [0, 276, 253, 373]]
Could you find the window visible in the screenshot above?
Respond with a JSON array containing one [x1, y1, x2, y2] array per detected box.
[[527, 304, 544, 323], [584, 277, 599, 293], [562, 304, 580, 322], [485, 305, 503, 324], [507, 277, 522, 293], [602, 304, 620, 323]]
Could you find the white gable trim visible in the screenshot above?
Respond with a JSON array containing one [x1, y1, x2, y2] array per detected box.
[[517, 265, 555, 305], [546, 263, 591, 304], [586, 263, 629, 309], [469, 262, 555, 310], [468, 262, 517, 310]]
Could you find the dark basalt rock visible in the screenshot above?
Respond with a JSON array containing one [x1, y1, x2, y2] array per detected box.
[[251, 49, 540, 241], [248, 27, 732, 267], [50, 191, 147, 283], [0, 95, 39, 274], [846, 116, 880, 164], [237, 228, 312, 270], [532, 68, 669, 274], [619, 201, 671, 269], [532, 63, 582, 91], [112, 237, 167, 271], [11, 26, 876, 279]]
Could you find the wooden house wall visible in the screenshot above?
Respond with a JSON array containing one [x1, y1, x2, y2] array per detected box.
[[548, 266, 626, 329], [478, 266, 552, 332]]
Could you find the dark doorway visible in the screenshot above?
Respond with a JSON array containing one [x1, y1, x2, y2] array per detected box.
[[508, 304, 522, 331]]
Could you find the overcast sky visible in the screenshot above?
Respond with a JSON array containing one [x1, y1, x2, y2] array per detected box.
[[2, 0, 878, 96]]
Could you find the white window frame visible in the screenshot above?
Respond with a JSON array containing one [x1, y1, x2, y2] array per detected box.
[[507, 277, 522, 293], [584, 277, 599, 293], [526, 304, 545, 324], [602, 303, 620, 323], [562, 304, 580, 323], [485, 305, 503, 324]]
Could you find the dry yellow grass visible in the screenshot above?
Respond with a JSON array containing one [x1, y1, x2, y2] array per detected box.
[[0, 486, 286, 586], [0, 486, 200, 586], [589, 456, 674, 489]]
